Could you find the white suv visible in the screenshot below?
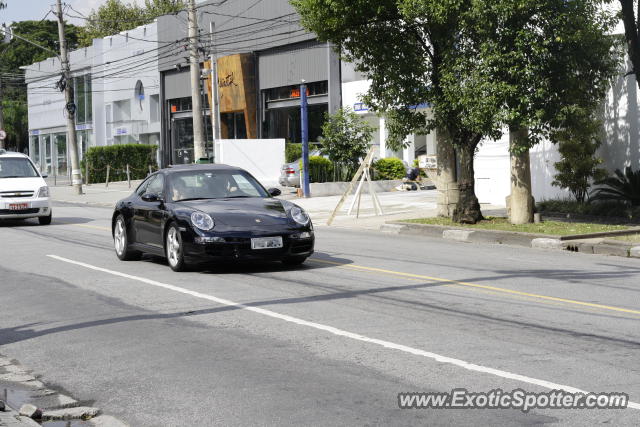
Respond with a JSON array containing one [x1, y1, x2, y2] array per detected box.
[[0, 149, 52, 225]]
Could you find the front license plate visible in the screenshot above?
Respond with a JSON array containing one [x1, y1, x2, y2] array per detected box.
[[251, 236, 283, 250], [9, 203, 29, 210]]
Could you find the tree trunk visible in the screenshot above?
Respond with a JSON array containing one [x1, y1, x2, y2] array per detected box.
[[620, 0, 640, 90], [452, 143, 482, 224], [509, 127, 534, 224], [435, 127, 457, 217]]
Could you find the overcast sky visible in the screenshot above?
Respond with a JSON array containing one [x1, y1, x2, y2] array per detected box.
[[0, 0, 147, 25]]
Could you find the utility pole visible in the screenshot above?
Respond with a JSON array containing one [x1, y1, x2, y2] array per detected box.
[[0, 80, 5, 150], [300, 81, 310, 198], [188, 0, 206, 162], [55, 0, 82, 194], [209, 21, 221, 144]]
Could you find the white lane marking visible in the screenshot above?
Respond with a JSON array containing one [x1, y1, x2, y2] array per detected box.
[[47, 254, 640, 410]]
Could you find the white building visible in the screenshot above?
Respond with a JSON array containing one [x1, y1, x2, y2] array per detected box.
[[24, 22, 161, 177]]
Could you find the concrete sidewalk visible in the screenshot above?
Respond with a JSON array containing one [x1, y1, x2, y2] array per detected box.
[[49, 180, 505, 230]]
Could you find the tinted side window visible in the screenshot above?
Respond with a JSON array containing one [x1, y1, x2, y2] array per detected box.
[[135, 177, 152, 196], [145, 174, 165, 196]]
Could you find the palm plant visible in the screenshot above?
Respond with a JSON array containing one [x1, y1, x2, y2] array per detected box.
[[590, 167, 640, 206]]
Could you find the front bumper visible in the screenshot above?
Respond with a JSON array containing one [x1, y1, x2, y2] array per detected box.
[[182, 229, 315, 262], [0, 198, 51, 219]]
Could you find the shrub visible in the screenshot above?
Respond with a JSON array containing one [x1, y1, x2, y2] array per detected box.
[[590, 167, 640, 206], [537, 198, 640, 221], [83, 144, 157, 184], [551, 116, 607, 203], [300, 156, 334, 183], [372, 157, 406, 180], [320, 108, 374, 170], [285, 143, 302, 163]]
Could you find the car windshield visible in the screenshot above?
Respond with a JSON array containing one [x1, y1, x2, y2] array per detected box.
[[0, 157, 39, 178], [169, 170, 269, 202]]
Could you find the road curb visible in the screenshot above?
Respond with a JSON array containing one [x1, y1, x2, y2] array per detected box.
[[383, 221, 639, 259]]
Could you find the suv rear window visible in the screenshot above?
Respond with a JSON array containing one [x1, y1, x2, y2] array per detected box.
[[0, 157, 39, 178]]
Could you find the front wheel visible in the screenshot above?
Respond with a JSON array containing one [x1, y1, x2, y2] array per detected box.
[[38, 212, 52, 225], [166, 224, 187, 272], [114, 215, 141, 261], [282, 256, 307, 266]]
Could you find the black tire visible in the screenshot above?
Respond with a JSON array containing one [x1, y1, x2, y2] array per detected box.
[[113, 215, 142, 261], [282, 256, 307, 266], [38, 212, 52, 225], [165, 224, 187, 272]]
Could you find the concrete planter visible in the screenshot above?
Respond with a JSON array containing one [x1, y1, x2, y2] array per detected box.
[[309, 180, 404, 197]]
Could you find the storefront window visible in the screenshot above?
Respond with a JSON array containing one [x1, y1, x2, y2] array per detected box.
[[169, 97, 193, 113], [73, 75, 92, 124], [262, 104, 328, 143], [221, 112, 247, 139], [264, 81, 328, 102], [54, 133, 68, 176], [29, 136, 41, 170]]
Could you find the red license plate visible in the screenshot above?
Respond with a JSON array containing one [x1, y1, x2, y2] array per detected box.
[[9, 203, 29, 210]]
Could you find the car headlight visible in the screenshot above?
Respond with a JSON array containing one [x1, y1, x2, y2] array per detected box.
[[290, 206, 310, 225], [191, 212, 215, 231], [37, 186, 50, 198]]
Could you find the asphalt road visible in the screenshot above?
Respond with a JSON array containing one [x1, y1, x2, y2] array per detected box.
[[1, 203, 640, 426]]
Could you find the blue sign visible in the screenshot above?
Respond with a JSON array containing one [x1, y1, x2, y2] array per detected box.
[[29, 130, 40, 136], [76, 124, 93, 131], [115, 128, 128, 135], [354, 102, 369, 112]]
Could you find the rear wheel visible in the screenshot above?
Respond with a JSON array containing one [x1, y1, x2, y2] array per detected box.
[[38, 212, 52, 225], [114, 215, 141, 261], [282, 256, 307, 266], [166, 224, 187, 272]]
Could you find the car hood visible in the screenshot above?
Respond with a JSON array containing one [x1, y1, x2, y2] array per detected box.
[[180, 198, 292, 227], [0, 177, 45, 192]]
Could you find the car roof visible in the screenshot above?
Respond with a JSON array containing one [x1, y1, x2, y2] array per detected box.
[[0, 150, 29, 159], [161, 163, 245, 173]]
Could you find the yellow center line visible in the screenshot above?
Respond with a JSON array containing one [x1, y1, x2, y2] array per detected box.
[[310, 258, 640, 316]]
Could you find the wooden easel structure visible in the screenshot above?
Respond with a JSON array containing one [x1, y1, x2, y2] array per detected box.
[[326, 147, 384, 225]]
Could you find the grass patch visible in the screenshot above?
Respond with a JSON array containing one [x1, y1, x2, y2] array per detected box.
[[403, 217, 631, 236]]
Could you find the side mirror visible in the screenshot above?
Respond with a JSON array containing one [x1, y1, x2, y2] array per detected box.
[[41, 174, 48, 178], [141, 193, 162, 202], [268, 187, 281, 197]]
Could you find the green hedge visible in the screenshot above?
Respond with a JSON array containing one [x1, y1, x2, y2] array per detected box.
[[285, 143, 303, 163], [372, 157, 406, 180], [83, 144, 158, 184], [299, 156, 334, 183]]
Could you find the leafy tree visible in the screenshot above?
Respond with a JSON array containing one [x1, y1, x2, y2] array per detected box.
[[293, 0, 506, 223], [319, 107, 374, 171], [591, 166, 640, 206], [475, 0, 618, 223], [79, 0, 185, 46], [551, 116, 608, 204], [293, 0, 618, 224], [0, 20, 84, 150]]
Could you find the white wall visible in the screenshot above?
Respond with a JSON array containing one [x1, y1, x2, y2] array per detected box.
[[214, 139, 285, 187]]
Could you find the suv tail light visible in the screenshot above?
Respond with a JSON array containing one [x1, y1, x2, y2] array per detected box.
[[284, 168, 295, 175]]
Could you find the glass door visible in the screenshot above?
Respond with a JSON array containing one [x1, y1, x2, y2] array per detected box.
[[171, 118, 194, 164], [42, 135, 53, 176], [54, 133, 68, 177]]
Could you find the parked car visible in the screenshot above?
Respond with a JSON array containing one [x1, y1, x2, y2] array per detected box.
[[112, 164, 315, 272], [279, 149, 323, 187], [0, 149, 52, 225]]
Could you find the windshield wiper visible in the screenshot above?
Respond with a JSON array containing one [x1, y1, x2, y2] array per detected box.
[[224, 195, 252, 199], [0, 176, 25, 179]]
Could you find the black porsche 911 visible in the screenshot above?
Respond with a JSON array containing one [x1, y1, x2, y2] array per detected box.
[[111, 164, 314, 271]]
